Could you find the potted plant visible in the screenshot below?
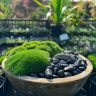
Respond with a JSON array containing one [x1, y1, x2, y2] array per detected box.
[[2, 41, 93, 96], [34, 0, 78, 38], [0, 0, 12, 19]]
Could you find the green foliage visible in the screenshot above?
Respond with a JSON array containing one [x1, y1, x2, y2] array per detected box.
[[34, 0, 78, 25], [0, 0, 12, 18], [88, 54, 96, 69], [22, 41, 64, 57], [5, 49, 50, 75]]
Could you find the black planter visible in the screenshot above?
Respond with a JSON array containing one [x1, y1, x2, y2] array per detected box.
[[51, 25, 63, 37], [89, 72, 96, 96], [0, 75, 6, 96]]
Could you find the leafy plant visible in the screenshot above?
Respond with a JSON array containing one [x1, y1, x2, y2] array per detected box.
[[34, 0, 78, 25], [5, 49, 50, 75], [0, 0, 12, 18]]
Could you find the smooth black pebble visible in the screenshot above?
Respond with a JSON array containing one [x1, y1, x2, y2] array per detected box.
[[72, 70, 78, 75], [45, 69, 53, 79], [54, 67, 60, 74], [57, 70, 64, 77], [64, 65, 74, 72], [64, 72, 72, 77], [38, 73, 45, 78], [53, 75, 58, 78], [30, 73, 38, 77], [79, 66, 86, 71]]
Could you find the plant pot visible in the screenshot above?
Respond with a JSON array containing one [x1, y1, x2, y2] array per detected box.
[[2, 55, 93, 96], [89, 72, 96, 96], [51, 25, 63, 37]]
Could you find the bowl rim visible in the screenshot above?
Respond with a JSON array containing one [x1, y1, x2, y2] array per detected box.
[[2, 55, 93, 84]]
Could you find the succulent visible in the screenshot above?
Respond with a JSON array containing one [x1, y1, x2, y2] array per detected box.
[[5, 49, 50, 75]]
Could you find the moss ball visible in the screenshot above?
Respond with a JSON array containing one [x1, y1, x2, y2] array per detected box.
[[22, 41, 64, 57], [7, 46, 27, 56], [22, 41, 41, 49], [88, 54, 96, 69], [4, 49, 50, 75]]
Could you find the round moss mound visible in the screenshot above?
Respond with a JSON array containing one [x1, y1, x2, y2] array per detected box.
[[22, 41, 41, 49], [22, 41, 64, 57], [7, 46, 27, 56], [88, 53, 96, 69], [5, 49, 50, 75]]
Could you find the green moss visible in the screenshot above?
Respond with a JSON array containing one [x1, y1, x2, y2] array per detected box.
[[22, 41, 41, 49], [0, 55, 6, 64], [22, 41, 64, 57], [88, 54, 96, 69], [5, 49, 50, 75], [7, 46, 27, 56]]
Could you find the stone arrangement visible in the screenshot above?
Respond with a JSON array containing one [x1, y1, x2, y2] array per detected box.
[[29, 52, 87, 79]]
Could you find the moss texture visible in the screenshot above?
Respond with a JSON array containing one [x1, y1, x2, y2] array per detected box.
[[22, 41, 41, 49], [5, 49, 50, 75], [7, 46, 27, 56], [88, 54, 96, 69], [22, 41, 64, 57]]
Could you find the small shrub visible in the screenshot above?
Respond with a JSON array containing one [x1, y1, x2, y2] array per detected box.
[[4, 49, 50, 75], [88, 54, 96, 69]]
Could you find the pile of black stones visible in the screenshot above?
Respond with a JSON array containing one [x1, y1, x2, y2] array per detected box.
[[29, 52, 87, 79]]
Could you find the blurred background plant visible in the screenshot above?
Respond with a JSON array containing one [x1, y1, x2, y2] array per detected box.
[[0, 0, 12, 18], [34, 0, 79, 25]]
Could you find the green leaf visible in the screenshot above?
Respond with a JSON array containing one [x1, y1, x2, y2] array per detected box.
[[34, 0, 47, 10]]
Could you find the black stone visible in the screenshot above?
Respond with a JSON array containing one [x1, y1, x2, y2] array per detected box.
[[80, 60, 87, 67], [60, 60, 67, 64], [60, 64, 68, 68], [53, 61, 59, 65], [38, 73, 45, 78], [45, 69, 53, 79], [73, 66, 77, 70], [57, 64, 63, 70], [57, 70, 64, 77], [74, 62, 79, 68], [67, 60, 73, 64], [64, 72, 72, 77], [47, 64, 55, 70], [64, 65, 74, 72], [79, 67, 86, 71], [54, 67, 59, 74], [30, 73, 38, 77], [53, 75, 58, 78], [72, 70, 78, 75], [76, 69, 82, 74]]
